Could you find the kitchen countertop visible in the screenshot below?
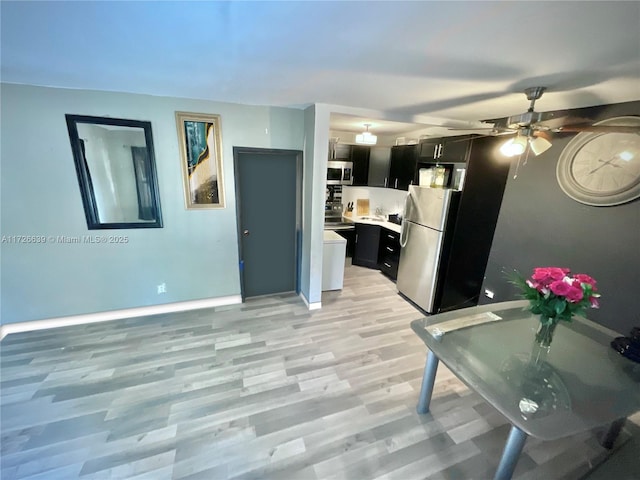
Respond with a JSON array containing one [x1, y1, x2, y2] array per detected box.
[[323, 230, 347, 243], [342, 216, 402, 234]]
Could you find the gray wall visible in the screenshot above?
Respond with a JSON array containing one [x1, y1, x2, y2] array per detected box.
[[1, 84, 305, 324], [480, 101, 640, 333]]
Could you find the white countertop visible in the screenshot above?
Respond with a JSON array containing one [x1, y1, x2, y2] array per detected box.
[[323, 230, 347, 243], [343, 216, 402, 234]]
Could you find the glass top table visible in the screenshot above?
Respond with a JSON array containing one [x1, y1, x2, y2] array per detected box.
[[410, 300, 640, 480]]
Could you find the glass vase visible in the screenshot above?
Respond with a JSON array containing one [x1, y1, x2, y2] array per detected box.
[[535, 319, 558, 349]]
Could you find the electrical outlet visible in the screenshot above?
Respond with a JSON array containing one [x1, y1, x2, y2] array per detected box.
[[484, 289, 495, 299], [157, 283, 166, 294]]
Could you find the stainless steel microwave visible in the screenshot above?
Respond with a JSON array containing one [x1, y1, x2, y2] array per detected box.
[[327, 161, 353, 185]]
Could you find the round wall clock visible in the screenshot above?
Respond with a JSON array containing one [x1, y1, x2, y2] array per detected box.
[[556, 116, 640, 207]]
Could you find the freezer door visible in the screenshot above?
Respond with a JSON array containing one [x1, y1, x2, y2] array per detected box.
[[404, 185, 454, 230], [396, 221, 444, 313]]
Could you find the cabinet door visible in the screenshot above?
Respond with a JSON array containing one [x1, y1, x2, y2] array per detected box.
[[368, 146, 391, 187], [418, 140, 441, 161], [353, 223, 381, 269], [335, 229, 355, 258], [350, 145, 370, 186], [390, 145, 418, 190], [389, 146, 403, 189], [418, 136, 472, 163], [333, 144, 351, 160], [441, 136, 471, 163], [397, 145, 418, 190]]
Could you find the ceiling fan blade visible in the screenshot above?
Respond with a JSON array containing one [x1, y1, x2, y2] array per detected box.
[[533, 115, 593, 130], [446, 126, 516, 136], [553, 125, 640, 134], [446, 126, 495, 131], [532, 130, 553, 141]]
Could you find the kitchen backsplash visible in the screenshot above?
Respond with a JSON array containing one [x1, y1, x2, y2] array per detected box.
[[342, 186, 407, 218]]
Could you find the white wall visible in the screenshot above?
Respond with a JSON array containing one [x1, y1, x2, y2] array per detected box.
[[300, 105, 330, 306], [342, 186, 407, 218], [0, 84, 305, 324]]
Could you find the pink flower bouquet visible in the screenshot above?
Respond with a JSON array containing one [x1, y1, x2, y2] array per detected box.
[[511, 267, 601, 325]]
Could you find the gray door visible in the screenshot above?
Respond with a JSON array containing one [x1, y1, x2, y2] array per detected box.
[[235, 148, 300, 298]]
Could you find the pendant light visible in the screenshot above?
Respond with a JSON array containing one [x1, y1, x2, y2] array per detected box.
[[356, 124, 377, 145]]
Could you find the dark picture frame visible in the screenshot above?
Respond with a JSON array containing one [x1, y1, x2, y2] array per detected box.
[[65, 114, 163, 229]]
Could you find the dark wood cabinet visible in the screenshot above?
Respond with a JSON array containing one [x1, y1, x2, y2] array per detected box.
[[350, 145, 370, 186], [389, 145, 418, 190], [378, 228, 400, 280], [367, 146, 391, 187], [353, 223, 381, 268], [331, 143, 351, 160], [335, 229, 355, 257], [419, 136, 472, 163]]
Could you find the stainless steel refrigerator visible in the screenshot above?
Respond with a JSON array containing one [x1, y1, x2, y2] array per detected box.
[[397, 186, 460, 313]]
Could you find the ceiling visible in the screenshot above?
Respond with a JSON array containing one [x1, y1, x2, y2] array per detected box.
[[2, 1, 639, 135]]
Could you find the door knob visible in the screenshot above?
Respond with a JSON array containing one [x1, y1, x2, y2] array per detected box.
[[243, 229, 250, 236]]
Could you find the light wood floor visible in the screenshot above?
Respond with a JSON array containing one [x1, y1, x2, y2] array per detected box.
[[1, 263, 637, 479]]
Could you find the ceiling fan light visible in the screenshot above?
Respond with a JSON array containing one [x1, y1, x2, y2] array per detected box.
[[529, 136, 552, 155], [500, 137, 527, 157]]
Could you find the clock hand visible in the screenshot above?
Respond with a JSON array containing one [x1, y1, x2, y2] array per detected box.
[[598, 159, 622, 168], [588, 156, 619, 175]]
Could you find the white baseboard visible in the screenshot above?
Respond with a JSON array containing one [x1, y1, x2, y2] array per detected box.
[[0, 295, 243, 340], [299, 292, 322, 311]]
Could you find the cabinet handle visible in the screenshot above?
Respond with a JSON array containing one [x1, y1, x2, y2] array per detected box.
[[386, 246, 394, 252], [394, 178, 398, 189], [438, 144, 443, 158], [384, 262, 392, 268], [433, 144, 438, 158], [387, 234, 394, 239], [355, 234, 358, 243], [384, 177, 388, 187]]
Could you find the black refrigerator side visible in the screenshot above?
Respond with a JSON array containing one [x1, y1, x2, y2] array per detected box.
[[432, 136, 510, 313]]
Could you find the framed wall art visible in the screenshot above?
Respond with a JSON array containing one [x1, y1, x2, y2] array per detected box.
[[175, 111, 225, 208]]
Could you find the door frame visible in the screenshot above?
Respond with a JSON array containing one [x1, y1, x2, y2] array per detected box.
[[233, 146, 303, 300]]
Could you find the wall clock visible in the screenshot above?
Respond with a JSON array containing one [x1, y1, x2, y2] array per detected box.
[[556, 116, 640, 206]]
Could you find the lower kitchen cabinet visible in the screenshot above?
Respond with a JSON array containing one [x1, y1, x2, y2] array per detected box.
[[335, 228, 356, 257], [353, 223, 381, 269], [378, 228, 400, 280]]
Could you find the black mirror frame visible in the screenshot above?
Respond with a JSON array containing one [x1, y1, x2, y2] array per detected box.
[[65, 114, 164, 230]]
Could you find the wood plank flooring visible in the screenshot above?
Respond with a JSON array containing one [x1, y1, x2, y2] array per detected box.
[[1, 263, 636, 479]]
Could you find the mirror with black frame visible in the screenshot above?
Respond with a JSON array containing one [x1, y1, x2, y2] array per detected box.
[[65, 114, 163, 229]]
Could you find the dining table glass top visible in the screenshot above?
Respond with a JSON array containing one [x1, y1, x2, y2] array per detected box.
[[410, 300, 640, 440]]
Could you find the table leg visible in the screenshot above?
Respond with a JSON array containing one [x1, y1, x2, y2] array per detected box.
[[494, 425, 528, 480], [599, 417, 625, 450], [417, 350, 439, 414]]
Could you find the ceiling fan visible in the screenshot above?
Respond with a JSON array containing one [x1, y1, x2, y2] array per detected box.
[[452, 86, 640, 157]]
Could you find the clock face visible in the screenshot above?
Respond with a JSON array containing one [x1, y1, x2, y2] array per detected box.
[[557, 117, 640, 206]]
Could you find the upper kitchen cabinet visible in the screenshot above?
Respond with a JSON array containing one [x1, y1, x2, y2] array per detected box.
[[329, 142, 351, 160], [389, 144, 418, 190], [327, 142, 376, 186], [350, 145, 370, 186], [367, 146, 391, 187], [419, 135, 473, 163]]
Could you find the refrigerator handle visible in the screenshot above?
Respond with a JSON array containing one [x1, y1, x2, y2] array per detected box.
[[399, 193, 411, 248], [402, 190, 411, 219], [400, 219, 408, 248]]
